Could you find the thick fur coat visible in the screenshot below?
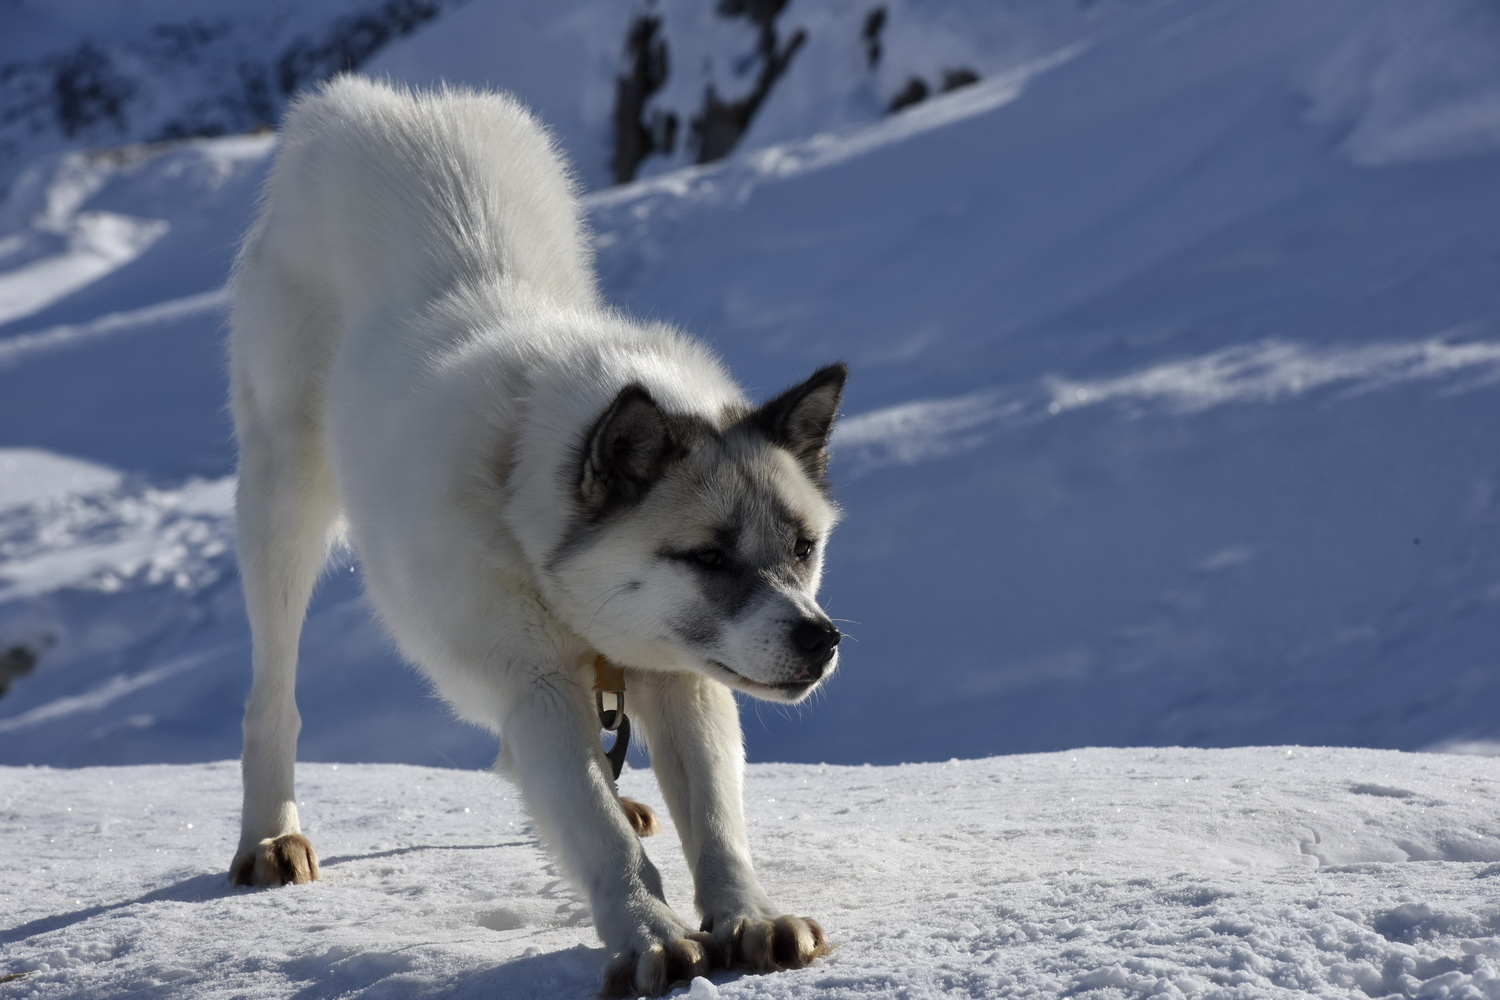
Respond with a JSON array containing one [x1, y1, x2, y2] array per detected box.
[[227, 76, 845, 996]]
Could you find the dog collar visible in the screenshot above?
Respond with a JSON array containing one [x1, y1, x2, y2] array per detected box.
[[593, 655, 631, 781]]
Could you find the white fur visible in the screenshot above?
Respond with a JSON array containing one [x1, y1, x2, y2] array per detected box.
[[228, 76, 832, 993]]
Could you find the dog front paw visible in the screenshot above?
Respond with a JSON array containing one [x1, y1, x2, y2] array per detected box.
[[230, 833, 320, 886], [702, 912, 828, 972], [600, 931, 717, 997]]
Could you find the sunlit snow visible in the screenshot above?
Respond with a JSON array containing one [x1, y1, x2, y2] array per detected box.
[[2, 0, 1500, 996]]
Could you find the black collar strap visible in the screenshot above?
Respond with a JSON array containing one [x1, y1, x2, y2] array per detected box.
[[593, 654, 630, 781]]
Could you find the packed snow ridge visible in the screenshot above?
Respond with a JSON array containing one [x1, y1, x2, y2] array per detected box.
[[3, 1, 1500, 997], [3, 748, 1499, 999]]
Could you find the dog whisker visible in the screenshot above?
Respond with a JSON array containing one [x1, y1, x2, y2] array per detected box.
[[586, 584, 633, 631]]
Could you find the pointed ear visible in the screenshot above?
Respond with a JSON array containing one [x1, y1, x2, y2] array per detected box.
[[581, 384, 676, 510], [754, 363, 847, 482]]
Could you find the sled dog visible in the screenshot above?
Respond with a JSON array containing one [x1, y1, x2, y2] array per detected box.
[[227, 76, 845, 995]]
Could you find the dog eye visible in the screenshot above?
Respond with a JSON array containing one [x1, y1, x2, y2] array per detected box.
[[793, 537, 815, 560], [693, 548, 727, 569]]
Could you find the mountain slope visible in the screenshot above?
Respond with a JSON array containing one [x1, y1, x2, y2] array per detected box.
[[2, 0, 1500, 767]]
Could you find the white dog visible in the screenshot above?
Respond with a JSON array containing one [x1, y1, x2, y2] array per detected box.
[[227, 76, 845, 996]]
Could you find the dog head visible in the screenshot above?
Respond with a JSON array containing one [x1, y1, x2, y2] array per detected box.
[[547, 364, 846, 703]]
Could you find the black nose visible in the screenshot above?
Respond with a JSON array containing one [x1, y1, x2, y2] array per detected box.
[[791, 618, 841, 668]]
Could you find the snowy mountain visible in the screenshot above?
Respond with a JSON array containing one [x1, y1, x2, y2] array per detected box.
[[4, 748, 1499, 998], [4, 0, 1500, 771], [0, 0, 467, 194], [4, 2, 1500, 997]]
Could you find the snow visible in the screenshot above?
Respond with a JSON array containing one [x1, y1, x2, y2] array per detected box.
[[0, 0, 462, 195], [2, 0, 1500, 770], [1299, 2, 1500, 166], [0, 451, 121, 513], [3, 2, 1500, 992], [3, 748, 1499, 998]]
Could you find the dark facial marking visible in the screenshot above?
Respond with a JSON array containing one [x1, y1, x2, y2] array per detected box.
[[695, 561, 767, 620], [671, 612, 722, 648], [731, 488, 817, 583], [547, 389, 716, 572]]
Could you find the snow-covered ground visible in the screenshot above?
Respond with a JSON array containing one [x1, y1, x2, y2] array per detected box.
[[4, 748, 1499, 998], [4, 2, 1500, 995], [4, 0, 1500, 768]]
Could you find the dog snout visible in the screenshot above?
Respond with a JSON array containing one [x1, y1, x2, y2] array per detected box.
[[790, 617, 841, 675]]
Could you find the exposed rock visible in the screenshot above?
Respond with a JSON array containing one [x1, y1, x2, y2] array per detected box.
[[0, 643, 39, 698], [52, 44, 136, 139], [0, 0, 460, 192], [887, 67, 980, 115], [275, 0, 444, 99], [888, 75, 929, 113], [612, 15, 676, 185], [941, 67, 981, 92], [862, 7, 887, 69], [689, 0, 807, 166]]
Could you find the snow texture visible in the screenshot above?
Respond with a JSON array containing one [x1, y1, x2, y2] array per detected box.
[[6, 0, 1500, 769], [3, 748, 1500, 998], [3, 1, 1500, 995], [0, 0, 463, 194]]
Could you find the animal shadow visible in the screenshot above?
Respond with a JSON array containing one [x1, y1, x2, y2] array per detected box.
[[0, 872, 230, 947]]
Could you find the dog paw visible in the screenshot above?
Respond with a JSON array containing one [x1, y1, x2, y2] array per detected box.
[[600, 931, 717, 997], [230, 833, 320, 886], [702, 913, 828, 972], [620, 797, 659, 837]]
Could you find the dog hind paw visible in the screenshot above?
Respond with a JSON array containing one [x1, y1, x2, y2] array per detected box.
[[230, 833, 320, 886], [705, 913, 828, 972], [620, 796, 659, 837], [600, 932, 717, 997]]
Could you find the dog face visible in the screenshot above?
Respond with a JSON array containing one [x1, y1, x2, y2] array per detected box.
[[547, 365, 846, 703]]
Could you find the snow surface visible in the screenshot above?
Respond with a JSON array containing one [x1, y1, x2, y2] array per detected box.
[[0, 451, 120, 513], [5, 0, 1500, 769], [0, 0, 464, 195], [3, 3, 1500, 995], [4, 748, 1500, 998]]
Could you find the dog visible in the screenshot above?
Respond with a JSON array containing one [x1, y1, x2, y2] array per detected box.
[[227, 76, 845, 996]]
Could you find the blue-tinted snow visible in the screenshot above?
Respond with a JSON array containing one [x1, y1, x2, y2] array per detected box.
[[2, 0, 1500, 769]]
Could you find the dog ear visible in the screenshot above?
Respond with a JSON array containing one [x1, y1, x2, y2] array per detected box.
[[581, 384, 678, 509], [755, 363, 847, 482]]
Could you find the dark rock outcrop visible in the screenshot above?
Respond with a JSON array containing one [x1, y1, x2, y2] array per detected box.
[[862, 7, 886, 68], [0, 0, 459, 191], [612, 15, 676, 185], [0, 643, 39, 698], [887, 66, 981, 114], [610, 0, 808, 184], [888, 76, 929, 113], [689, 0, 807, 165]]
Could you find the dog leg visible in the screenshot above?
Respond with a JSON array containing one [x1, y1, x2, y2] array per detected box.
[[229, 396, 338, 886], [631, 672, 830, 974], [495, 664, 713, 996]]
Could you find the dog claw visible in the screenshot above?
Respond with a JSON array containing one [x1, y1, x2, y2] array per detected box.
[[230, 833, 320, 886], [600, 933, 713, 997], [710, 913, 828, 972]]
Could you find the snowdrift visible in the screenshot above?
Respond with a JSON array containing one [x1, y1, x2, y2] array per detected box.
[[5, 0, 1500, 768], [5, 4, 1500, 997], [4, 748, 1499, 998]]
